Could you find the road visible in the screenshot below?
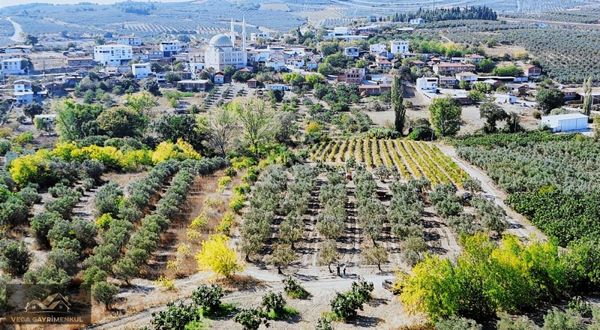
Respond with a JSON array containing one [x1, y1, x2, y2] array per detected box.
[[7, 17, 24, 43], [437, 143, 546, 241]]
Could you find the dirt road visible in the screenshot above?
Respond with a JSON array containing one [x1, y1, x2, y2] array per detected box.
[[437, 143, 546, 241], [87, 265, 413, 330], [7, 17, 24, 43]]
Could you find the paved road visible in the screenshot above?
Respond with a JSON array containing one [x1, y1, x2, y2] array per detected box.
[[437, 143, 546, 241]]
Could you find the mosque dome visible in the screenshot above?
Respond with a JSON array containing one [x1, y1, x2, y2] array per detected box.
[[209, 34, 234, 47]]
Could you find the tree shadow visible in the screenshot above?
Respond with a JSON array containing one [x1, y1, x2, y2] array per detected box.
[[349, 315, 384, 328], [367, 297, 388, 307]]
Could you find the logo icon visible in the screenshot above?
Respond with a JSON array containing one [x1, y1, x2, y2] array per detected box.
[[25, 293, 72, 313]]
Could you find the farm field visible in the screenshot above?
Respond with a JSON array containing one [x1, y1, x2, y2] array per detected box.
[[455, 132, 600, 246], [238, 164, 514, 278], [441, 22, 600, 84], [309, 139, 469, 187]]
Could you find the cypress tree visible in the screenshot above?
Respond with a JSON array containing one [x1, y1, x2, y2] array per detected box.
[[392, 75, 405, 134]]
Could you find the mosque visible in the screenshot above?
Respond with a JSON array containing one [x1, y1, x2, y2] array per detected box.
[[204, 18, 248, 71]]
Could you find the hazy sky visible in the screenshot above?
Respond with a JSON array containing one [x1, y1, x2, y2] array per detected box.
[[0, 0, 187, 8]]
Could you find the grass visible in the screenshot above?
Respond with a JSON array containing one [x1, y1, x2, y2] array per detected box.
[[202, 303, 238, 319], [286, 288, 311, 300], [266, 306, 300, 320]]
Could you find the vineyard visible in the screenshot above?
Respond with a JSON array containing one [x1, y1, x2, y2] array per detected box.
[[309, 139, 469, 186]]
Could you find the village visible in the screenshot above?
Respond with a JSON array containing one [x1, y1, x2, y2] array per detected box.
[[1, 2, 600, 330], [1, 14, 597, 137]]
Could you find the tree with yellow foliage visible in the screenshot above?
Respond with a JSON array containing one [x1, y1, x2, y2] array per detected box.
[[151, 139, 200, 164], [196, 234, 243, 278]]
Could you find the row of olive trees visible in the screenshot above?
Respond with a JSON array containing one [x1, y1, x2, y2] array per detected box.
[[84, 158, 226, 308], [432, 183, 507, 238], [316, 171, 347, 240], [240, 165, 288, 262], [270, 165, 318, 274], [83, 160, 180, 287], [388, 179, 429, 266], [316, 170, 347, 273], [354, 167, 386, 245], [25, 182, 96, 292], [116, 158, 228, 284]]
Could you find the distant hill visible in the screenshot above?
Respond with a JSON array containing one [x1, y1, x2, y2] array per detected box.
[[0, 0, 597, 45]]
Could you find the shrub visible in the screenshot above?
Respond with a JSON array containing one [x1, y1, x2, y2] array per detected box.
[[400, 234, 569, 322], [190, 213, 208, 231], [216, 211, 235, 236], [233, 183, 251, 195], [48, 248, 79, 276], [191, 284, 224, 314], [82, 265, 108, 288], [262, 292, 285, 316], [30, 211, 62, 245], [195, 234, 243, 278], [94, 182, 123, 217], [283, 276, 311, 299], [0, 240, 31, 276], [217, 176, 232, 192], [330, 280, 374, 320], [543, 308, 586, 330], [435, 316, 482, 330], [92, 281, 119, 309], [234, 308, 269, 330], [154, 276, 176, 291], [229, 193, 245, 213], [316, 316, 334, 330], [24, 265, 71, 292], [95, 213, 114, 230]]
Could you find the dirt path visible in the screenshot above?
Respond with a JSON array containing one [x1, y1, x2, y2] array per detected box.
[[72, 186, 100, 222], [7, 17, 24, 43], [436, 143, 546, 241], [88, 265, 417, 330]]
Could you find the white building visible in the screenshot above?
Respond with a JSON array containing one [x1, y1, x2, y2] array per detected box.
[[1, 58, 27, 75], [369, 43, 386, 54], [495, 93, 517, 105], [116, 35, 142, 46], [390, 40, 409, 55], [204, 34, 247, 71], [214, 72, 224, 84], [93, 44, 133, 66], [416, 77, 438, 92], [409, 18, 425, 25], [250, 32, 270, 42], [265, 83, 290, 91], [160, 41, 182, 57], [14, 79, 34, 105], [541, 113, 589, 132], [333, 27, 351, 35], [455, 72, 479, 83], [344, 46, 360, 58], [132, 62, 152, 79]]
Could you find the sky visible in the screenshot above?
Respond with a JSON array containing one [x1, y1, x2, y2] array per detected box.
[[0, 0, 187, 8]]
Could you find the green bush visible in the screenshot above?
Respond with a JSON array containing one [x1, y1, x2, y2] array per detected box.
[[191, 284, 224, 315], [0, 240, 31, 276], [283, 276, 311, 299], [234, 308, 268, 330]]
